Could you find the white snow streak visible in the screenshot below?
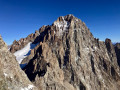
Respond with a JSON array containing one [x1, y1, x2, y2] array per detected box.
[[14, 42, 38, 64], [21, 84, 34, 90], [4, 73, 8, 77]]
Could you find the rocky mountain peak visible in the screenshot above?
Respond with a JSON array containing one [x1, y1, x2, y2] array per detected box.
[[52, 14, 86, 38], [7, 15, 120, 90], [55, 14, 75, 22]]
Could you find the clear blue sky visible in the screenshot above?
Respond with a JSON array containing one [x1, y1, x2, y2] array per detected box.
[[0, 0, 120, 45]]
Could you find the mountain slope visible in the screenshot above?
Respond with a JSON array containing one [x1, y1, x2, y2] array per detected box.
[[10, 15, 120, 90], [0, 35, 38, 90]]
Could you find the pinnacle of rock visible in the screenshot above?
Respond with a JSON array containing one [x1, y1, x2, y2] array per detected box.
[[0, 35, 7, 50]]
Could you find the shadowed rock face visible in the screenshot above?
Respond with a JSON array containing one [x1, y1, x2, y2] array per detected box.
[[114, 43, 120, 67], [0, 35, 38, 90], [10, 15, 120, 90]]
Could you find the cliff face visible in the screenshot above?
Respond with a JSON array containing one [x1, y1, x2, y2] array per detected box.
[[10, 15, 120, 90], [114, 43, 120, 67], [0, 35, 38, 90]]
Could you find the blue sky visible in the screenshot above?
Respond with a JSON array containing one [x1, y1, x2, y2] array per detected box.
[[0, 0, 120, 45]]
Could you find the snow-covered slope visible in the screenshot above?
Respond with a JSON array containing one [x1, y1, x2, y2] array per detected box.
[[14, 42, 38, 64]]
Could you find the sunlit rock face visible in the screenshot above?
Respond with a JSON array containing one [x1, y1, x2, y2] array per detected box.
[[0, 35, 38, 90], [10, 15, 120, 90]]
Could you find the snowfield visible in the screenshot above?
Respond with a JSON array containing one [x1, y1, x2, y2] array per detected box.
[[14, 42, 38, 64]]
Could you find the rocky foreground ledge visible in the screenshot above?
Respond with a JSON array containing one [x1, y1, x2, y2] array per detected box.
[[0, 35, 38, 90]]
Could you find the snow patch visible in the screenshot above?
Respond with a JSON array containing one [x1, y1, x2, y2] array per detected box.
[[4, 73, 8, 77], [54, 17, 69, 36], [21, 84, 34, 90], [14, 42, 38, 64], [75, 56, 80, 61], [94, 46, 97, 50]]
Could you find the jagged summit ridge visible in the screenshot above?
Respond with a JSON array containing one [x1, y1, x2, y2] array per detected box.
[[53, 14, 82, 36]]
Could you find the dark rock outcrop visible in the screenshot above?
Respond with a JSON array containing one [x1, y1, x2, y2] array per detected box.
[[114, 43, 120, 67]]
